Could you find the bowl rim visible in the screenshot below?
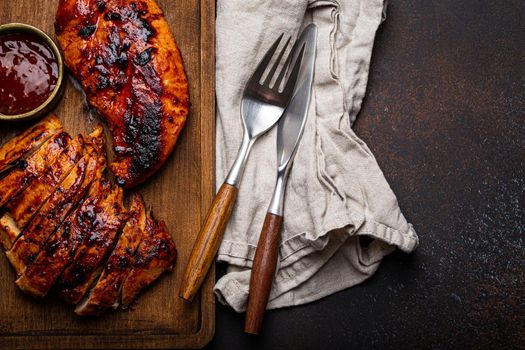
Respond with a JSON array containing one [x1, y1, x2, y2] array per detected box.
[[0, 22, 64, 121]]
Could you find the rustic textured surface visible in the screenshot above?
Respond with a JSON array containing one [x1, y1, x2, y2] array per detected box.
[[0, 0, 215, 348], [207, 0, 524, 349]]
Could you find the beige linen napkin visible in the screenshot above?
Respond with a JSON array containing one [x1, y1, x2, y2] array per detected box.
[[214, 0, 419, 312]]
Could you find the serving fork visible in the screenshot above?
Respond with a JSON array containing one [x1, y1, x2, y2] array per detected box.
[[179, 33, 306, 301]]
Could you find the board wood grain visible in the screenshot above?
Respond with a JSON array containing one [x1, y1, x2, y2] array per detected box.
[[0, 0, 215, 348]]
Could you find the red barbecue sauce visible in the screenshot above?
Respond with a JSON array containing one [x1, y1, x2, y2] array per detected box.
[[0, 32, 58, 115]]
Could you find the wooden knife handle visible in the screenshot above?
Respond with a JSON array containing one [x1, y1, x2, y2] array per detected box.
[[244, 212, 283, 335], [179, 183, 238, 301]]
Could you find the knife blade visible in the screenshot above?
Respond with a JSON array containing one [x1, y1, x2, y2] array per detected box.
[[270, 23, 317, 216], [244, 23, 318, 335]]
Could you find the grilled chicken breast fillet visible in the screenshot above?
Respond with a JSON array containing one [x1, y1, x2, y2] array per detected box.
[[16, 180, 109, 298], [75, 192, 146, 315], [55, 0, 190, 188], [0, 114, 62, 173]]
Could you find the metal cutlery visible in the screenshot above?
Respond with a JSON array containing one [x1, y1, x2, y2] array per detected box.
[[179, 31, 306, 301], [244, 24, 318, 335]]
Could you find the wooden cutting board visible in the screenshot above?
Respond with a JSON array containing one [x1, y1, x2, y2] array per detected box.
[[0, 0, 215, 348]]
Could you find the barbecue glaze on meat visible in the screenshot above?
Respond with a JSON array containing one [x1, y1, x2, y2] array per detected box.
[[56, 184, 127, 304], [16, 180, 109, 298], [0, 114, 62, 173], [0, 131, 69, 211], [55, 0, 190, 188], [75, 192, 146, 315], [6, 127, 106, 275], [0, 119, 177, 315], [121, 210, 176, 308], [0, 135, 83, 251], [3, 135, 84, 229]]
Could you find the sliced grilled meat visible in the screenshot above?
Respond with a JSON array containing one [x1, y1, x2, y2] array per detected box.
[[3, 135, 84, 230], [75, 193, 146, 315], [121, 211, 176, 308], [0, 131, 70, 210], [16, 180, 109, 298], [55, 0, 190, 188], [0, 114, 62, 173], [56, 185, 127, 304], [5, 128, 106, 274]]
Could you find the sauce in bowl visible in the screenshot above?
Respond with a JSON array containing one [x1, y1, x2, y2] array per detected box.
[[0, 32, 59, 115]]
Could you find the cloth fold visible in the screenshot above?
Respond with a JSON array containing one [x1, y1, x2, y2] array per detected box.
[[214, 0, 418, 312]]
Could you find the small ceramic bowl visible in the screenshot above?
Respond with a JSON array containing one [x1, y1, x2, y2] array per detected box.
[[0, 23, 64, 122]]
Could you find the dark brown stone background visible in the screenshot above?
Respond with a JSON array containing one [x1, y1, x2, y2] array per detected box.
[[206, 1, 524, 349]]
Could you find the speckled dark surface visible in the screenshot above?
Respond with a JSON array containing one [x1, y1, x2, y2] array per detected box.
[[205, 1, 524, 349]]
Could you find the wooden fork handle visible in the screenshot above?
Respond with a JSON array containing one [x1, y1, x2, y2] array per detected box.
[[244, 212, 283, 334], [179, 183, 238, 301]]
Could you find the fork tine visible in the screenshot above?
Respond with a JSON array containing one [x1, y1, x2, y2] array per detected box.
[[263, 36, 291, 87], [281, 43, 306, 97], [250, 33, 284, 83], [273, 41, 295, 92]]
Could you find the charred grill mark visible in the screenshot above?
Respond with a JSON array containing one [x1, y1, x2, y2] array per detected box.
[[30, 131, 46, 143], [92, 26, 131, 92], [27, 253, 36, 265], [46, 239, 61, 255], [56, 0, 189, 188], [106, 27, 122, 66], [129, 101, 162, 178], [134, 47, 153, 66], [96, 0, 107, 12], [78, 25, 97, 38], [134, 239, 172, 267], [123, 113, 140, 144], [97, 76, 109, 90], [54, 132, 69, 147], [16, 160, 28, 170], [139, 18, 155, 40], [62, 225, 70, 239], [104, 12, 121, 21], [117, 255, 130, 270]]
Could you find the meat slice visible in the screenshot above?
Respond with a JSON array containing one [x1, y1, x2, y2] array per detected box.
[[121, 211, 176, 308], [2, 135, 84, 231], [0, 114, 62, 173], [75, 193, 146, 315], [56, 185, 127, 304], [5, 128, 106, 274], [55, 0, 190, 188], [16, 180, 109, 298], [0, 131, 70, 210]]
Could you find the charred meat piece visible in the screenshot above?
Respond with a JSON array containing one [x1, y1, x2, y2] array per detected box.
[[0, 114, 62, 173], [16, 180, 109, 298], [56, 185, 127, 304], [75, 193, 146, 315], [5, 128, 106, 274], [121, 211, 176, 308], [55, 0, 190, 188], [2, 135, 84, 230], [0, 131, 70, 210]]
